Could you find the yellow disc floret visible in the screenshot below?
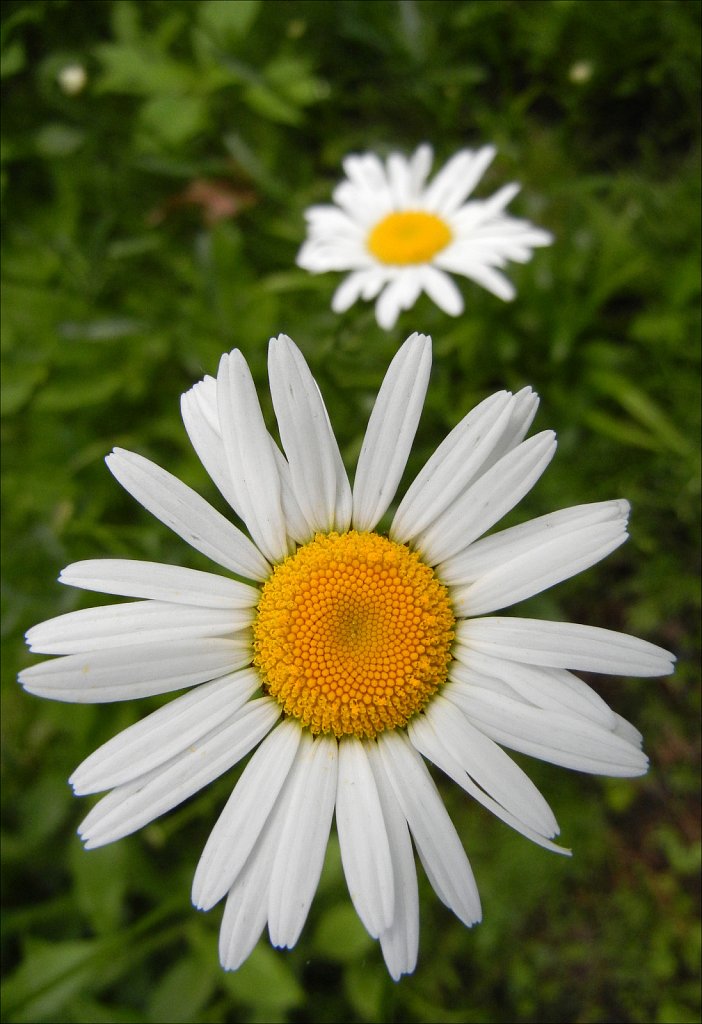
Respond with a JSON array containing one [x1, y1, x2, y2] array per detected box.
[[367, 210, 453, 265], [253, 531, 455, 739]]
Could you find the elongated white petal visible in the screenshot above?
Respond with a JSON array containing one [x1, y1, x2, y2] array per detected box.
[[217, 351, 290, 563], [456, 617, 675, 676], [270, 441, 314, 545], [366, 742, 419, 981], [180, 385, 245, 517], [408, 712, 570, 856], [462, 261, 516, 301], [377, 730, 481, 926], [453, 651, 617, 729], [423, 146, 496, 215], [268, 334, 352, 534], [336, 737, 394, 938], [185, 374, 311, 546], [19, 638, 250, 703], [419, 265, 464, 316], [452, 520, 629, 616], [391, 390, 514, 543], [373, 281, 405, 330], [330, 269, 366, 310], [408, 144, 433, 198], [438, 500, 630, 585], [26, 600, 252, 655], [423, 695, 559, 836], [70, 669, 261, 794], [480, 386, 539, 469], [417, 431, 557, 566], [445, 682, 648, 776], [352, 333, 432, 531], [59, 559, 260, 609], [78, 697, 280, 848], [268, 733, 338, 948], [192, 720, 301, 911], [613, 712, 644, 747], [218, 788, 283, 971], [106, 449, 269, 582]]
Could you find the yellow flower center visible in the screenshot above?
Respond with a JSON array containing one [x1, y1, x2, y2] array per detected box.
[[367, 210, 453, 265], [253, 531, 455, 740]]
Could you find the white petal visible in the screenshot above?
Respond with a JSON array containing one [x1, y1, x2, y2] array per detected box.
[[352, 332, 431, 531], [419, 265, 464, 316], [423, 146, 496, 215], [391, 390, 514, 543], [366, 742, 419, 980], [471, 263, 517, 300], [270, 441, 314, 545], [417, 431, 557, 565], [336, 737, 394, 938], [180, 385, 244, 518], [218, 786, 283, 971], [70, 668, 260, 794], [481, 386, 540, 470], [374, 278, 407, 330], [19, 638, 251, 703], [267, 733, 338, 948], [408, 711, 570, 856], [454, 650, 617, 730], [422, 695, 559, 836], [268, 335, 352, 533], [217, 351, 290, 563], [58, 559, 260, 609], [387, 152, 413, 206], [78, 696, 280, 848], [456, 617, 675, 677], [452, 520, 629, 616], [613, 712, 644, 748], [105, 449, 270, 582], [444, 682, 649, 777], [377, 730, 481, 926], [407, 143, 434, 199], [438, 500, 630, 585], [332, 270, 377, 313], [26, 599, 252, 654], [192, 719, 301, 911]]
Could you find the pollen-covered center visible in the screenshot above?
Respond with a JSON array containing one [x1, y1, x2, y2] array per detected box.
[[367, 210, 453, 265], [253, 530, 455, 739]]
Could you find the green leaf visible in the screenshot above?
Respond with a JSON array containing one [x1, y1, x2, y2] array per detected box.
[[34, 123, 86, 157], [197, 0, 261, 43], [139, 93, 208, 147], [147, 954, 218, 1023], [93, 43, 193, 96], [70, 841, 128, 936], [1, 362, 47, 417], [1, 937, 105, 1023], [1, 39, 25, 78], [221, 944, 303, 1011], [589, 369, 691, 455], [312, 902, 374, 963], [33, 370, 125, 412], [344, 960, 386, 1020]]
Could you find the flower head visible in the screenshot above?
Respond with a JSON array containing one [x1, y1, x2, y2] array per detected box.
[[297, 145, 553, 329], [20, 334, 673, 980]]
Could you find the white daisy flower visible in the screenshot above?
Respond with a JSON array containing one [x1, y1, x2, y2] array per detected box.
[[20, 333, 673, 981], [297, 144, 554, 330]]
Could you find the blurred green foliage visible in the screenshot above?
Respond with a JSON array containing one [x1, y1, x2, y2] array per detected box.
[[1, 1, 700, 1021]]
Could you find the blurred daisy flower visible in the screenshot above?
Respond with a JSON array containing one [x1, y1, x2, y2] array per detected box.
[[297, 145, 553, 329], [21, 333, 673, 980]]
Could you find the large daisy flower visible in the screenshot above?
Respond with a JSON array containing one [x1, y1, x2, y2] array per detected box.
[[20, 334, 673, 981], [297, 144, 553, 330]]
